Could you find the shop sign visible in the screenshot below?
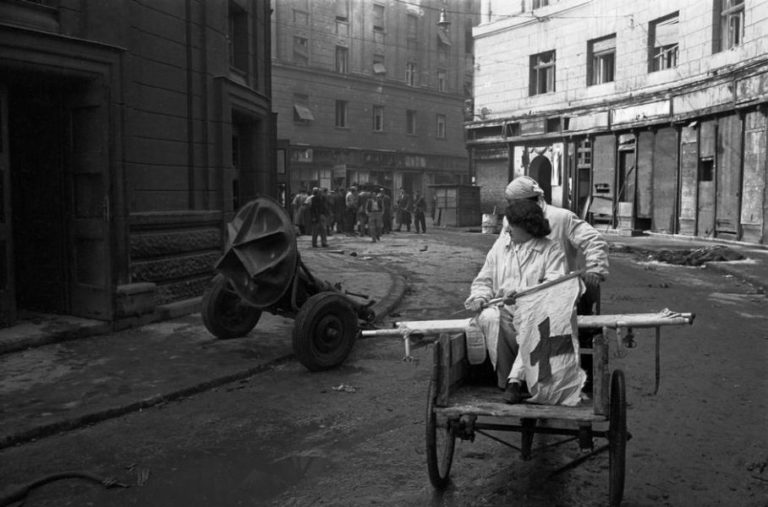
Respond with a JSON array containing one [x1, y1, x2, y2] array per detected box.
[[611, 100, 670, 125]]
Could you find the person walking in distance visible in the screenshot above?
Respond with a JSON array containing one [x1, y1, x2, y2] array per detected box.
[[381, 188, 392, 234], [345, 186, 359, 235], [366, 190, 384, 242], [414, 190, 427, 233], [309, 187, 328, 248], [395, 188, 412, 232]]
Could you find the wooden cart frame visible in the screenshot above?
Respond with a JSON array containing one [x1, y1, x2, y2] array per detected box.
[[365, 311, 693, 506]]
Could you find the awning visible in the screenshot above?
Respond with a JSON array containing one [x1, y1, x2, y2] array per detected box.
[[654, 16, 678, 47], [294, 104, 315, 121], [373, 62, 387, 74]]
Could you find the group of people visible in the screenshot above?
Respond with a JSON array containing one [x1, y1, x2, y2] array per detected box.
[[289, 185, 433, 246], [464, 176, 609, 405], [394, 188, 428, 233]]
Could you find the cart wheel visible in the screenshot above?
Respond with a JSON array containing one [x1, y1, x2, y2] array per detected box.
[[609, 369, 627, 507], [292, 292, 358, 372], [202, 274, 262, 339], [426, 381, 456, 489]]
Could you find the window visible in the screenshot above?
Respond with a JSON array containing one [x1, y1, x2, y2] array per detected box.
[[649, 13, 679, 72], [437, 69, 447, 92], [436, 114, 446, 139], [293, 36, 309, 66], [587, 35, 616, 85], [372, 106, 384, 131], [335, 100, 348, 128], [407, 14, 418, 40], [293, 94, 314, 123], [373, 54, 386, 75], [714, 0, 744, 52], [228, 1, 248, 72], [406, 62, 417, 86], [293, 9, 308, 25], [335, 0, 349, 21], [335, 46, 348, 74], [465, 21, 474, 54], [373, 4, 384, 31], [406, 110, 417, 135], [529, 50, 556, 95], [532, 0, 549, 9]]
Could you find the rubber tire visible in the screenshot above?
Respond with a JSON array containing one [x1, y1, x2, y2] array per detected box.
[[292, 292, 358, 371], [426, 381, 455, 489], [609, 369, 627, 507], [201, 274, 262, 339]]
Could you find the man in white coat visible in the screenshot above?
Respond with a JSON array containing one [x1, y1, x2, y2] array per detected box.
[[505, 176, 609, 392]]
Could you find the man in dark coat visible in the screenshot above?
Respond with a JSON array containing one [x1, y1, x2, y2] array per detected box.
[[309, 187, 328, 247], [381, 188, 392, 234], [395, 188, 412, 232]]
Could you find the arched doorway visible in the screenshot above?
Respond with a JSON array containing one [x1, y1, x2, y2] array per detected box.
[[529, 155, 552, 204]]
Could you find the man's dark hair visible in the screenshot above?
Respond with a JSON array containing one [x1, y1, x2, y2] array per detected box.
[[505, 199, 551, 238]]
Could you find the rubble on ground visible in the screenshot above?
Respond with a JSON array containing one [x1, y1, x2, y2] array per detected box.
[[610, 244, 745, 266]]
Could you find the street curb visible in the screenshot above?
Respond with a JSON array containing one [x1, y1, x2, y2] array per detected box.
[[0, 271, 411, 450], [0, 355, 295, 451], [369, 273, 408, 324]]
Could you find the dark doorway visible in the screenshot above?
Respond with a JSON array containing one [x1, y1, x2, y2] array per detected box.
[[8, 83, 70, 315], [529, 155, 552, 203]]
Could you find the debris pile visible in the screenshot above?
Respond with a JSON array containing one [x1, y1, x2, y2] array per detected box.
[[611, 243, 745, 266], [650, 246, 745, 266]]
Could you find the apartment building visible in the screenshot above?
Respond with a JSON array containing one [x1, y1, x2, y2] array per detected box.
[[0, 0, 273, 328], [467, 0, 768, 243], [271, 0, 479, 200]]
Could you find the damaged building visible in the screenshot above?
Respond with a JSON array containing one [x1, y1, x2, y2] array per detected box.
[[467, 0, 768, 244]]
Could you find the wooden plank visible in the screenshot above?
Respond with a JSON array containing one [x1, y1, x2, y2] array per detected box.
[[652, 127, 678, 233], [741, 111, 767, 243], [593, 332, 609, 416], [435, 384, 604, 422], [437, 334, 451, 406], [715, 114, 743, 238], [636, 131, 654, 219], [578, 312, 693, 329], [679, 126, 699, 235]]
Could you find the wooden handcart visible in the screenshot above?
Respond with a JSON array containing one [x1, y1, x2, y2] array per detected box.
[[362, 310, 694, 506]]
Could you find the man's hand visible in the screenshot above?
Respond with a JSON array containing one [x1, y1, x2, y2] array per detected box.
[[584, 272, 603, 288], [464, 297, 487, 312], [503, 291, 517, 305]]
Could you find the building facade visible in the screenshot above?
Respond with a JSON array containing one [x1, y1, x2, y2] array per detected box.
[[271, 0, 479, 203], [467, 0, 768, 243], [0, 0, 274, 328]]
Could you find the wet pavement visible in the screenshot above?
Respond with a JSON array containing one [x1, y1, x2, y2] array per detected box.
[[0, 227, 766, 452]]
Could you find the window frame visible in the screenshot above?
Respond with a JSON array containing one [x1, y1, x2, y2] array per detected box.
[[372, 105, 384, 132], [713, 0, 745, 52], [648, 12, 679, 72], [437, 69, 447, 92], [436, 114, 446, 139], [335, 45, 349, 74], [335, 100, 348, 128], [406, 109, 417, 135], [587, 34, 616, 86], [293, 36, 309, 66], [228, 0, 249, 73], [529, 50, 556, 96], [373, 4, 385, 31], [406, 62, 417, 87]]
